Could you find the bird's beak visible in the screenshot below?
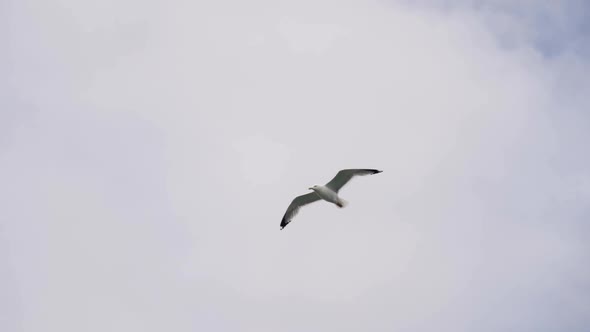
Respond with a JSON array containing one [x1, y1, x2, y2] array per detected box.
[[308, 187, 313, 190]]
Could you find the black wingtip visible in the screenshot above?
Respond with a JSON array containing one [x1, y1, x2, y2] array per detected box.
[[280, 218, 288, 230]]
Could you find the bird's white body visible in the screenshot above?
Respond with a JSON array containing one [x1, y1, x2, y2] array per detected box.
[[309, 185, 345, 207]]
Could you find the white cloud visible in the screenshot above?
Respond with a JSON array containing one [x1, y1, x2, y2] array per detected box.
[[3, 0, 589, 331]]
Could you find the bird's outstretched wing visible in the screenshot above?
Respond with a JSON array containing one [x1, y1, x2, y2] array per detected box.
[[325, 169, 382, 193], [280, 192, 321, 230]]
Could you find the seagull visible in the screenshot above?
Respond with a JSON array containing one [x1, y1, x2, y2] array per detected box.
[[280, 169, 383, 230]]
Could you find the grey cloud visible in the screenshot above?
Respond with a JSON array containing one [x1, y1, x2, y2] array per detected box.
[[400, 0, 590, 56]]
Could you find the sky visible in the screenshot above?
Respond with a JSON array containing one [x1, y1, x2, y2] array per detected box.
[[2, 0, 590, 331]]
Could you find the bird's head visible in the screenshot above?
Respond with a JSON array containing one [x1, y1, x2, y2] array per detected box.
[[308, 185, 319, 191]]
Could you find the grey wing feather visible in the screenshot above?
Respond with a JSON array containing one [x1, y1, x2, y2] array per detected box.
[[280, 192, 321, 229], [325, 169, 382, 193]]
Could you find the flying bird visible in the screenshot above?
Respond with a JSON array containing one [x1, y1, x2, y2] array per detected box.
[[280, 169, 383, 230]]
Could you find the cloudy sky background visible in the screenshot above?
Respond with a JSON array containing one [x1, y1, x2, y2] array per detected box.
[[2, 0, 589, 331]]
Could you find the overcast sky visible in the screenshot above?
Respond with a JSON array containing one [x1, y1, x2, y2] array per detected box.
[[2, 0, 589, 331]]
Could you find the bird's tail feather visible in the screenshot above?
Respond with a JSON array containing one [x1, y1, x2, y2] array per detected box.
[[336, 198, 348, 208]]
